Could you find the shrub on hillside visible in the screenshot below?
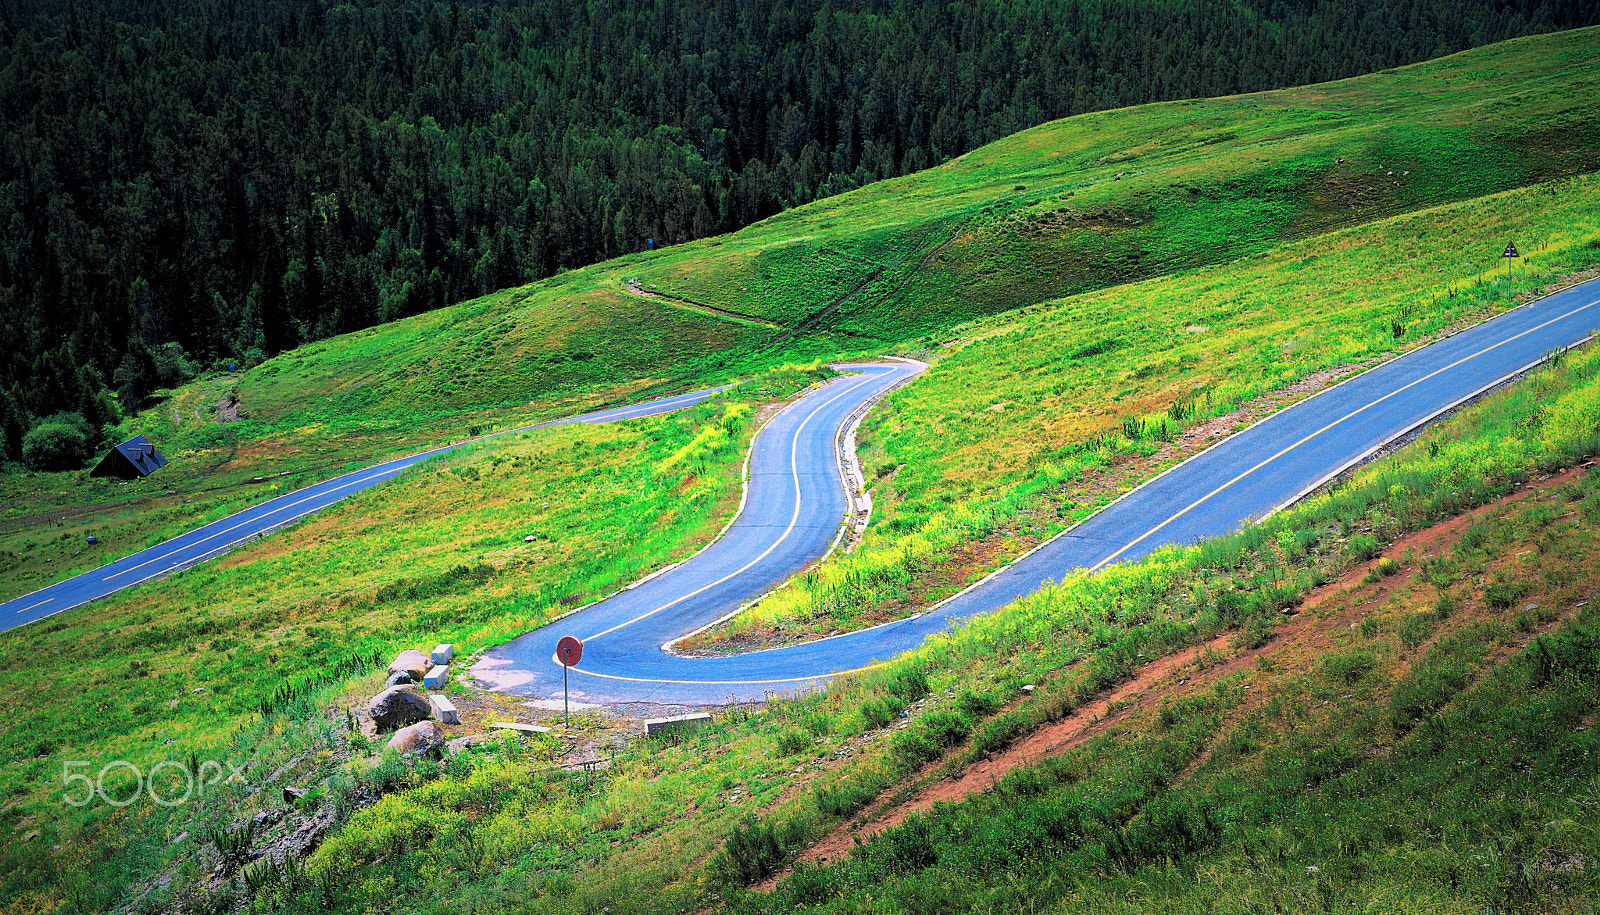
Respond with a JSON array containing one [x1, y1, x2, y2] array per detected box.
[[36, 411, 94, 441], [711, 816, 804, 886], [153, 342, 197, 387], [21, 421, 88, 471]]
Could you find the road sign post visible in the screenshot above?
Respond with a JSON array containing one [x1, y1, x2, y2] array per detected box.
[[1503, 242, 1520, 301], [557, 635, 584, 729]]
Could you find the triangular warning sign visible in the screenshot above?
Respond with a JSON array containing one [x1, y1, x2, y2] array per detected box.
[[1503, 242, 1520, 258]]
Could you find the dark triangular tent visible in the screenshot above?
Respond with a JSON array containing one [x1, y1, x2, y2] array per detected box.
[[91, 435, 168, 479]]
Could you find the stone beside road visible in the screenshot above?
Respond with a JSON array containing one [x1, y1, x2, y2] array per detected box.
[[388, 650, 432, 681], [368, 685, 432, 732], [387, 720, 446, 755]]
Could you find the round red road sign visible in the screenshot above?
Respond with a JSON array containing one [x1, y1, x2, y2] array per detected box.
[[557, 635, 584, 667]]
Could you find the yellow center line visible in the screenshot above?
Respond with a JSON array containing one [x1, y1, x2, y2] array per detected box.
[[579, 372, 882, 644], [1084, 296, 1600, 574], [103, 463, 412, 581], [16, 598, 52, 615]]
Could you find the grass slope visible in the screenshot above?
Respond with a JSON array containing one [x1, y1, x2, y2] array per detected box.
[[0, 367, 828, 908], [703, 170, 1600, 644]]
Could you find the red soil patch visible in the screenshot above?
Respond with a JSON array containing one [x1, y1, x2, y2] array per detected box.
[[761, 463, 1597, 887]]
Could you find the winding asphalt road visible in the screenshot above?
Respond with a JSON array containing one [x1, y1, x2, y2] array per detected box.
[[0, 386, 727, 632], [477, 277, 1600, 705]]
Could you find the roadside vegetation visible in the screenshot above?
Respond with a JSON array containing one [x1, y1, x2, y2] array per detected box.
[[0, 365, 830, 909]]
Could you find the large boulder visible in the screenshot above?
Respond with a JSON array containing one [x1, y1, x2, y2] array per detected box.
[[367, 686, 431, 733], [387, 720, 446, 756], [388, 650, 432, 681], [384, 671, 415, 688]]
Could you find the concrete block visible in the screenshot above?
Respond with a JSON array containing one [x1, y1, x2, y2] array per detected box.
[[644, 712, 712, 737], [431, 643, 455, 664], [430, 694, 459, 724], [490, 722, 551, 734], [423, 665, 449, 689]]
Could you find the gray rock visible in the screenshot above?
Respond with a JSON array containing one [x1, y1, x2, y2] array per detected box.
[[283, 785, 308, 805], [387, 720, 446, 756], [384, 671, 414, 688], [388, 650, 432, 681], [252, 809, 282, 828], [367, 686, 431, 732], [286, 809, 337, 858]]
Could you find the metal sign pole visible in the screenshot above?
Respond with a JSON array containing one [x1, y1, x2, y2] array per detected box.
[[1504, 242, 1520, 301], [556, 635, 583, 733]]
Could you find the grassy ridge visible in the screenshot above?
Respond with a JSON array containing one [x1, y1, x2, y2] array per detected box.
[[644, 27, 1600, 339]]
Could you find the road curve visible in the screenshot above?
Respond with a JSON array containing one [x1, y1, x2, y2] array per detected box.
[[477, 276, 1600, 705], [0, 386, 729, 633], [474, 361, 925, 700]]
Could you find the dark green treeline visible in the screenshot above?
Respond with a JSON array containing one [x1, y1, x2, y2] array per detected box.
[[1, 0, 1595, 464]]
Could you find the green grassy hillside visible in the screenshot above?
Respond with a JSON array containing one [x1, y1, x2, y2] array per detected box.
[[25, 290, 1598, 915], [637, 25, 1600, 339]]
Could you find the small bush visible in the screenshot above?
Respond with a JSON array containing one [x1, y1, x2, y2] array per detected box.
[[970, 712, 1030, 757], [892, 729, 941, 766], [859, 697, 894, 730], [712, 816, 798, 886], [816, 781, 878, 818], [207, 821, 256, 871], [1483, 573, 1532, 609], [955, 689, 1002, 717], [21, 422, 89, 470], [776, 728, 812, 756], [1398, 612, 1438, 649], [1323, 651, 1378, 685], [880, 665, 930, 702], [1348, 533, 1382, 561]]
